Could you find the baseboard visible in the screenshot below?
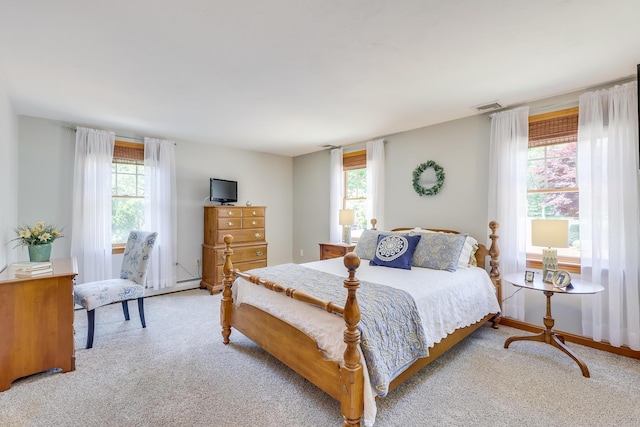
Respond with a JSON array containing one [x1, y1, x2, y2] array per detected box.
[[144, 280, 200, 297], [499, 318, 640, 360]]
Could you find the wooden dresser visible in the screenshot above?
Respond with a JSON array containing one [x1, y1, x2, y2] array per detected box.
[[0, 258, 77, 391], [319, 242, 356, 260], [201, 206, 267, 294]]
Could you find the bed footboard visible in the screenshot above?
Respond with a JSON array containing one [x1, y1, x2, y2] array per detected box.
[[220, 235, 365, 426]]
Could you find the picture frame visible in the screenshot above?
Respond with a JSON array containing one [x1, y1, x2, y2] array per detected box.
[[543, 269, 557, 283], [524, 271, 535, 282], [552, 270, 572, 289]]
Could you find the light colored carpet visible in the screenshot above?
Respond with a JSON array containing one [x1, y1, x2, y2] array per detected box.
[[1, 289, 639, 426]]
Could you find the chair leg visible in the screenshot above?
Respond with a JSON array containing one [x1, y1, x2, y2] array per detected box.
[[86, 309, 95, 349], [138, 298, 146, 328], [122, 300, 130, 321]]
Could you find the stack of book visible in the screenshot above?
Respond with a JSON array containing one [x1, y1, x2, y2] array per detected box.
[[12, 261, 54, 277]]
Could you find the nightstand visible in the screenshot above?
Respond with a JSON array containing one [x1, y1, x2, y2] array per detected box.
[[319, 242, 355, 260], [502, 273, 604, 377]]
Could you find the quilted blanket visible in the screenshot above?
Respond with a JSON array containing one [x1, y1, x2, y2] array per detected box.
[[243, 263, 430, 397]]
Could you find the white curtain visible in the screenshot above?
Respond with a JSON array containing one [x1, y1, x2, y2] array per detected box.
[[71, 127, 115, 284], [578, 81, 640, 350], [366, 139, 385, 231], [329, 147, 344, 243], [144, 137, 177, 290], [488, 106, 529, 320]]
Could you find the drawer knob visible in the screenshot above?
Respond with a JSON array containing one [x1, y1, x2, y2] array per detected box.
[[228, 211, 234, 216], [252, 221, 257, 225], [252, 211, 257, 216], [256, 251, 264, 256], [254, 233, 262, 239], [228, 221, 234, 226]]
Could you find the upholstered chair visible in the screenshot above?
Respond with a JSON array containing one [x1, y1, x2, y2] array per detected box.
[[73, 231, 158, 349]]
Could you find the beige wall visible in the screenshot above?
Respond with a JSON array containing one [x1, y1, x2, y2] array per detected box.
[[292, 113, 493, 263], [15, 115, 293, 285], [0, 81, 18, 270]]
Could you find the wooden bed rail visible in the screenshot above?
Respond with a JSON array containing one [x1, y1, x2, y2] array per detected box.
[[220, 234, 364, 425]]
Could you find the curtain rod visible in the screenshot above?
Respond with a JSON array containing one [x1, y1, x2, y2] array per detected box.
[[65, 126, 143, 142], [65, 127, 176, 145]]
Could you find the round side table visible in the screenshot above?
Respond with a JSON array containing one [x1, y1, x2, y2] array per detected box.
[[502, 272, 604, 377]]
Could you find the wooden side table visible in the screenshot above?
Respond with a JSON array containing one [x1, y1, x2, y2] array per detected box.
[[0, 258, 78, 391], [502, 272, 604, 377], [319, 242, 355, 260]]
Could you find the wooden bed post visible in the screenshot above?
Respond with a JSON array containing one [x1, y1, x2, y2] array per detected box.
[[341, 252, 364, 426], [221, 234, 235, 344], [488, 221, 501, 328]]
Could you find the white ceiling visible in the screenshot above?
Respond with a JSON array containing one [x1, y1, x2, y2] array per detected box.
[[1, 0, 639, 157]]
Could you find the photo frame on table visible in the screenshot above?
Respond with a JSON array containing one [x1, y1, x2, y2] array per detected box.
[[543, 269, 557, 283], [552, 270, 572, 289], [524, 271, 535, 282]]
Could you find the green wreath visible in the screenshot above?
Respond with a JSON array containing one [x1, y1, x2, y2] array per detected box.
[[412, 161, 445, 196]]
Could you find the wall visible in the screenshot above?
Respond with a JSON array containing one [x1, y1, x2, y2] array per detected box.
[[0, 81, 18, 271], [292, 113, 493, 263], [16, 115, 293, 287]]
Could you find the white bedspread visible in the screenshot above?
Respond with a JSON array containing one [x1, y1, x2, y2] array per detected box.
[[232, 258, 500, 426]]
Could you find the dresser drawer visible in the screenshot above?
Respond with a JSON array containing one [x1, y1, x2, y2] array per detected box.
[[217, 218, 242, 230], [215, 244, 267, 265], [319, 243, 355, 260], [242, 207, 265, 217], [242, 217, 264, 229], [217, 207, 244, 218], [216, 260, 267, 283], [217, 228, 265, 244]]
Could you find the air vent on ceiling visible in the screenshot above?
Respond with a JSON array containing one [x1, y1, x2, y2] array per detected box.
[[475, 102, 502, 112], [321, 144, 341, 149]]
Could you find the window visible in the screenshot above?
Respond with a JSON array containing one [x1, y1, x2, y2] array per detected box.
[[112, 141, 145, 250], [343, 150, 367, 240], [527, 108, 580, 271]]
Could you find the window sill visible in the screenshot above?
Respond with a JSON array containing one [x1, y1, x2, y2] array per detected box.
[[526, 257, 581, 274], [112, 244, 125, 255]]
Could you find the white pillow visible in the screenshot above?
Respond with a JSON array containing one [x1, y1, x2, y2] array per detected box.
[[409, 228, 477, 268]]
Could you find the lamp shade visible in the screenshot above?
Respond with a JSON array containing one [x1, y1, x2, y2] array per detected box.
[[339, 209, 355, 226], [531, 219, 569, 248]]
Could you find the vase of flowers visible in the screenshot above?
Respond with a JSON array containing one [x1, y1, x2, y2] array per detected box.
[[13, 221, 63, 262]]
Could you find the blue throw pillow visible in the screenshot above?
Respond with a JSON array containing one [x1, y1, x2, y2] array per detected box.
[[369, 234, 421, 270]]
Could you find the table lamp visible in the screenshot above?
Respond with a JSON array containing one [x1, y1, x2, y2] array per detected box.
[[531, 219, 569, 278], [339, 209, 356, 244]]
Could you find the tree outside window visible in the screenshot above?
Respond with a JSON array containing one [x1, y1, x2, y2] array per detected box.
[[527, 108, 580, 264], [112, 141, 145, 245], [343, 150, 367, 241]]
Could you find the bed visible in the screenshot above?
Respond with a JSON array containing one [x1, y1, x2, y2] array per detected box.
[[220, 221, 501, 426]]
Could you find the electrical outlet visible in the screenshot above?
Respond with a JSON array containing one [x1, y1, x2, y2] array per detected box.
[[195, 258, 201, 266], [299, 249, 304, 257]]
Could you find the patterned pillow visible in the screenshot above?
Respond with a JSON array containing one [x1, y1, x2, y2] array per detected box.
[[409, 232, 466, 272], [369, 234, 421, 270], [410, 228, 477, 268], [458, 236, 479, 269], [354, 229, 382, 260], [468, 243, 479, 266]]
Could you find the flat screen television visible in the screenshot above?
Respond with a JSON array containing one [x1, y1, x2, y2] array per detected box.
[[210, 178, 238, 205]]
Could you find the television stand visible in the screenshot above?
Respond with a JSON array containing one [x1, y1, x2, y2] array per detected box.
[[219, 203, 235, 206]]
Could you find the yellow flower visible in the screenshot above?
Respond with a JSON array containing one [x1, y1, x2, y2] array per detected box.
[[12, 222, 63, 248]]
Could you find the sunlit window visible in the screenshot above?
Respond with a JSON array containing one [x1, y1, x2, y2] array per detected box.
[[112, 141, 145, 244], [343, 150, 367, 241], [527, 108, 580, 265]]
